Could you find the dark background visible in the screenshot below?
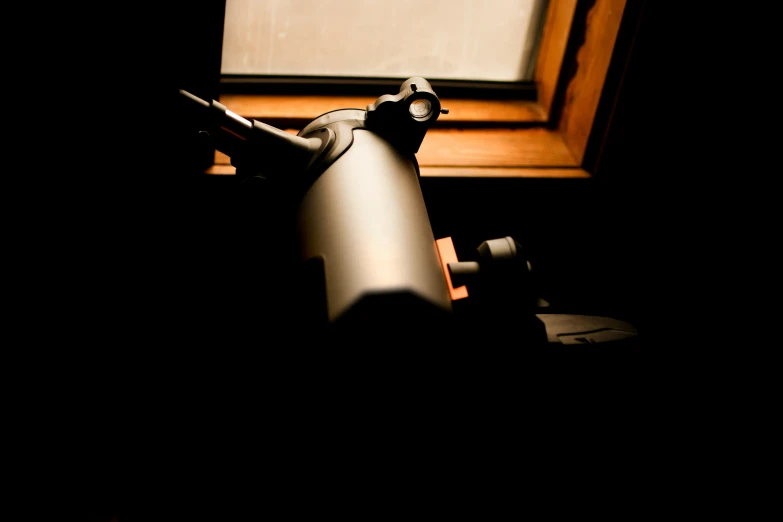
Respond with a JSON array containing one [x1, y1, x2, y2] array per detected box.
[[90, 1, 652, 340], [26, 1, 680, 518]]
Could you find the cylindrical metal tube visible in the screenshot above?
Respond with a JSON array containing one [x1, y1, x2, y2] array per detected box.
[[298, 129, 452, 322]]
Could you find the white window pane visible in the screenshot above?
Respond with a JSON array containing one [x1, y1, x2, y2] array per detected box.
[[222, 0, 549, 82]]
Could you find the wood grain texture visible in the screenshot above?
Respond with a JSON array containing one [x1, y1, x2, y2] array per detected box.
[[205, 164, 236, 175], [559, 0, 627, 164], [416, 128, 577, 167], [213, 128, 578, 168], [215, 150, 230, 166], [533, 0, 579, 119], [218, 94, 547, 125], [205, 164, 590, 178], [420, 167, 590, 178]]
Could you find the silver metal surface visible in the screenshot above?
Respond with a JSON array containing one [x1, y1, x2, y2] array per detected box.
[[298, 129, 451, 321]]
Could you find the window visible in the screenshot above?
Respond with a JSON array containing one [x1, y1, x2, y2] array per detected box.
[[206, 0, 640, 181], [221, 0, 548, 82]]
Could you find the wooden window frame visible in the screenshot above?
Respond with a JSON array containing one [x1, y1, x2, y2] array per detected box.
[[207, 0, 640, 180]]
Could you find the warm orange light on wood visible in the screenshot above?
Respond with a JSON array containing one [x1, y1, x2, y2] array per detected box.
[[203, 0, 635, 180]]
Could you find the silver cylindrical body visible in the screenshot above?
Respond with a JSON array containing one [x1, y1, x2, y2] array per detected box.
[[298, 129, 452, 322]]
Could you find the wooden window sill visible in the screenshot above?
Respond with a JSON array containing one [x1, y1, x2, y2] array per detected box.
[[208, 99, 586, 179], [207, 164, 590, 178], [217, 94, 548, 127], [213, 126, 578, 168], [204, 0, 633, 182]]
